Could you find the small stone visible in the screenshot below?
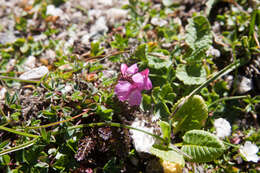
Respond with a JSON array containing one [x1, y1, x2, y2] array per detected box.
[[6, 59, 16, 72], [97, 0, 113, 6], [90, 17, 108, 37], [0, 87, 7, 100], [81, 34, 90, 45], [237, 76, 253, 94], [45, 49, 56, 60], [19, 66, 49, 80], [22, 56, 36, 71], [46, 5, 63, 17], [61, 85, 73, 94], [0, 32, 16, 44], [106, 8, 128, 26], [151, 17, 168, 27], [34, 34, 47, 42]]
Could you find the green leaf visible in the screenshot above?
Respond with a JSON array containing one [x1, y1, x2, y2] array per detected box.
[[0, 154, 10, 165], [171, 95, 208, 134], [140, 94, 152, 112], [152, 83, 175, 104], [90, 41, 104, 56], [154, 102, 171, 121], [96, 105, 113, 121], [147, 54, 172, 69], [176, 64, 207, 85], [71, 91, 83, 101], [185, 16, 212, 50], [159, 121, 170, 143], [135, 44, 147, 61], [103, 157, 121, 173], [181, 130, 225, 163], [150, 145, 185, 166]]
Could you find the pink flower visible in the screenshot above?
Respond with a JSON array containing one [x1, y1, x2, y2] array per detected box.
[[115, 64, 152, 106]]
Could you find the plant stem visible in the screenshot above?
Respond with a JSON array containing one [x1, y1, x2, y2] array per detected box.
[[223, 141, 240, 149], [208, 95, 250, 108], [169, 60, 240, 120], [0, 126, 39, 138], [25, 110, 89, 129], [0, 138, 38, 156], [0, 75, 40, 84], [188, 60, 240, 98], [58, 122, 193, 159], [67, 122, 167, 143]]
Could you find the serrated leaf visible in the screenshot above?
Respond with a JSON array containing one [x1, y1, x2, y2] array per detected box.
[[185, 16, 212, 50], [181, 130, 225, 163], [171, 95, 208, 134], [176, 64, 207, 85], [150, 145, 185, 166]]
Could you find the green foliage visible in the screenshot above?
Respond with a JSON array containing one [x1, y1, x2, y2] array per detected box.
[[171, 95, 208, 134], [185, 15, 212, 51], [159, 121, 171, 143], [152, 83, 176, 120], [103, 157, 122, 173], [150, 145, 185, 166], [0, 0, 258, 172], [176, 64, 207, 85], [147, 54, 172, 70], [181, 130, 225, 163], [91, 42, 104, 56]]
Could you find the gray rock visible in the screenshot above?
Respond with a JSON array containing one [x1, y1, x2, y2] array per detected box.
[[0, 32, 16, 44]]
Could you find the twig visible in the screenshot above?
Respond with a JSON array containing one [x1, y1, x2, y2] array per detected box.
[[148, 52, 170, 59], [81, 50, 130, 62], [24, 110, 89, 129]]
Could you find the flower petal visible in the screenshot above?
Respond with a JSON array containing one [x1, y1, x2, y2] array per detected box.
[[120, 64, 128, 76], [132, 73, 145, 89], [144, 77, 152, 90], [126, 63, 138, 74], [244, 141, 259, 154], [128, 89, 142, 106], [246, 154, 259, 163], [115, 80, 132, 101], [140, 69, 152, 90]]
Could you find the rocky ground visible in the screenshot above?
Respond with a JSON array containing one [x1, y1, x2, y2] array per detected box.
[[0, 0, 259, 172]]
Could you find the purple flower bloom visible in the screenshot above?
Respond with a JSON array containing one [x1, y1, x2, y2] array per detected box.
[[115, 64, 152, 106]]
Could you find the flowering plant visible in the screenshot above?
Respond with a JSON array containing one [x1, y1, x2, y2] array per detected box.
[[239, 141, 259, 163], [115, 63, 152, 106]]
